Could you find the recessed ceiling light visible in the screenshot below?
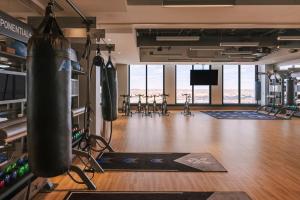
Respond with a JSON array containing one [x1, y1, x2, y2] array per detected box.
[[220, 42, 260, 47], [190, 47, 224, 51], [156, 36, 200, 41], [0, 64, 10, 68], [277, 36, 300, 41], [162, 0, 234, 8], [222, 51, 253, 55]]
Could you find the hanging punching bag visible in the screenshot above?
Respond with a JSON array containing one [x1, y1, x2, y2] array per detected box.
[[102, 56, 118, 121], [286, 78, 295, 106], [27, 3, 72, 177]]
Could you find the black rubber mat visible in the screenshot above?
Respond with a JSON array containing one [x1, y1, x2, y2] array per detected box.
[[64, 192, 252, 200], [97, 152, 227, 172], [202, 111, 284, 120]]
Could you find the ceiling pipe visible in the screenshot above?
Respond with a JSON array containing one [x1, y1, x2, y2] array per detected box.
[[162, 0, 234, 7]]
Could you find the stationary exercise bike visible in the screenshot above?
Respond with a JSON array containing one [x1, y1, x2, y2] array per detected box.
[[120, 95, 127, 113], [123, 95, 132, 117], [142, 95, 152, 117], [182, 94, 193, 116], [151, 95, 160, 114], [135, 94, 144, 113], [160, 94, 169, 116]]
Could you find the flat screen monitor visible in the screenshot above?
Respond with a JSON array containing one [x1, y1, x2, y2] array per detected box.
[[0, 72, 26, 102], [190, 70, 218, 85]]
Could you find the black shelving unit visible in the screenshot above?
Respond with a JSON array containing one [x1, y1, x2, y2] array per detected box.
[[72, 69, 85, 76]]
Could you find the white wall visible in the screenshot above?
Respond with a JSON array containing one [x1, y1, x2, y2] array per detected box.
[[116, 64, 128, 108]]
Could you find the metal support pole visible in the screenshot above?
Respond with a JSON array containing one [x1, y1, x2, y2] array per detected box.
[[69, 165, 97, 190], [89, 135, 114, 152], [72, 149, 104, 173]]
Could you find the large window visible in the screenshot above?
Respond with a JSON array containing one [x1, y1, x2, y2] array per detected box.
[[129, 65, 146, 103], [176, 65, 193, 104], [240, 65, 256, 104], [147, 65, 164, 103], [129, 65, 164, 103], [223, 65, 239, 104], [223, 65, 257, 104], [193, 64, 210, 104], [176, 64, 211, 104]]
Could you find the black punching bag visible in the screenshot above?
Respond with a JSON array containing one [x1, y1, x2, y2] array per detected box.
[[102, 57, 118, 121], [255, 80, 261, 101], [286, 79, 295, 106], [27, 3, 72, 177]]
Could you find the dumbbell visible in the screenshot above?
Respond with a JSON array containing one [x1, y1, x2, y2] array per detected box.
[[0, 180, 5, 189]]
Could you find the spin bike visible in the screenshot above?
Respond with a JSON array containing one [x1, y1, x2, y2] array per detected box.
[[123, 95, 132, 117], [160, 94, 169, 116], [142, 95, 152, 117], [182, 94, 193, 116], [151, 94, 160, 114], [120, 95, 127, 113], [135, 94, 144, 113]]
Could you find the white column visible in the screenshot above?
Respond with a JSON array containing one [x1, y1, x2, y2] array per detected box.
[[211, 64, 223, 105], [116, 64, 129, 108], [164, 64, 176, 104]]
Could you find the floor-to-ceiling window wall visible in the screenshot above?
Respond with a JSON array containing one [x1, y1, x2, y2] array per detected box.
[[193, 64, 210, 104], [129, 64, 164, 103], [223, 65, 257, 104], [146, 65, 164, 103], [240, 65, 256, 104], [176, 65, 193, 104], [223, 65, 239, 104], [129, 65, 146, 103], [176, 64, 211, 104]]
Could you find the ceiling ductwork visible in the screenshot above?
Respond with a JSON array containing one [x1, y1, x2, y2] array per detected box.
[[137, 28, 300, 63], [127, 0, 300, 6]]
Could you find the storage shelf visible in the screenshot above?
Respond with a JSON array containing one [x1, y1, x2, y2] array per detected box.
[[72, 135, 84, 148], [0, 172, 35, 200], [72, 69, 85, 75], [0, 51, 26, 62], [72, 107, 86, 117]]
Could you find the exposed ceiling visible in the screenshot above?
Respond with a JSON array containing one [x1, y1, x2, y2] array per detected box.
[[127, 0, 300, 6], [2, 0, 300, 65], [137, 28, 300, 63]]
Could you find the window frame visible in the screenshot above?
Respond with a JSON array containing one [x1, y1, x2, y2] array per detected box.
[[128, 64, 165, 103], [222, 65, 258, 105], [175, 64, 212, 105]]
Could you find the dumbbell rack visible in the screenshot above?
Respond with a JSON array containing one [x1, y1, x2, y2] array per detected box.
[[0, 120, 47, 200]]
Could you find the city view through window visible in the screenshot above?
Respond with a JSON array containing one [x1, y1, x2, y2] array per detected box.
[[130, 64, 257, 104]]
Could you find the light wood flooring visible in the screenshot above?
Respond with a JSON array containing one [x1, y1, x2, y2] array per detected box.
[[34, 111, 300, 200]]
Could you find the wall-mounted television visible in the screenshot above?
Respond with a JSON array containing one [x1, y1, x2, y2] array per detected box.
[[0, 71, 26, 104], [190, 70, 218, 85]]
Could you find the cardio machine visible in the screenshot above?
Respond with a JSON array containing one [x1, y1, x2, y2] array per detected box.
[[151, 94, 160, 114], [120, 95, 127, 113], [135, 94, 144, 113], [142, 95, 152, 117], [123, 95, 132, 117], [159, 94, 169, 116], [182, 94, 193, 116]]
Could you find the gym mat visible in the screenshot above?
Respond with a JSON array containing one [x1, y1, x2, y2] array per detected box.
[[97, 153, 227, 172], [202, 111, 284, 120], [64, 191, 252, 200]]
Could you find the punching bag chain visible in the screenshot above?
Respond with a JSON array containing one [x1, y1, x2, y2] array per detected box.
[[82, 27, 92, 154]]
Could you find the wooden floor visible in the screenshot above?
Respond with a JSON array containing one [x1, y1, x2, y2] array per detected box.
[[34, 111, 300, 200]]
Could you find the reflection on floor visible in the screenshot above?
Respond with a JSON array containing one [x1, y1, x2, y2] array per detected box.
[[35, 111, 300, 200]]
